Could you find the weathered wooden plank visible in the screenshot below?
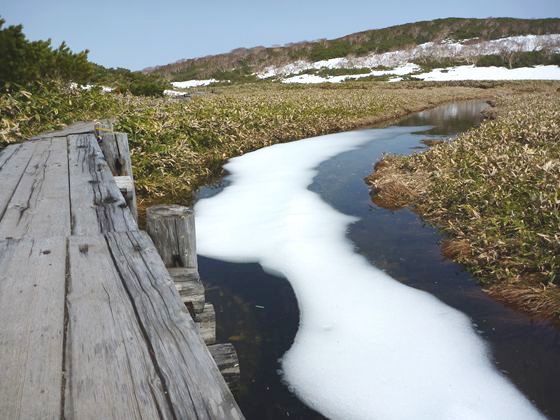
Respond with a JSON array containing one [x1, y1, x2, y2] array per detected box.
[[0, 142, 35, 221], [65, 235, 173, 420], [208, 343, 241, 393], [30, 119, 113, 140], [68, 134, 137, 235], [106, 231, 244, 420], [195, 303, 217, 345], [0, 138, 70, 239], [30, 121, 97, 140], [169, 267, 206, 313], [0, 237, 66, 419]]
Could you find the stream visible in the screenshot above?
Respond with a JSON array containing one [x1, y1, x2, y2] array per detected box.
[[194, 100, 560, 420]]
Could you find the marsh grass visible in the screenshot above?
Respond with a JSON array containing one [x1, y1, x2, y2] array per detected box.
[[368, 90, 560, 318], [1, 80, 511, 202], [421, 139, 446, 147]]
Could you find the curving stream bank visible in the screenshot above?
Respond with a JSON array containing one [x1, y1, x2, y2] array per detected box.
[[194, 101, 560, 419]]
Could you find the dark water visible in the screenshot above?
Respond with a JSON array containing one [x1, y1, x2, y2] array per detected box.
[[196, 101, 560, 420]]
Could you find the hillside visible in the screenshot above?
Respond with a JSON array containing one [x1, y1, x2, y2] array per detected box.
[[145, 17, 560, 82]]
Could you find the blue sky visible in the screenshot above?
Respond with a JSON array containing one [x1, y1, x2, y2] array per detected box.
[[2, 0, 559, 70]]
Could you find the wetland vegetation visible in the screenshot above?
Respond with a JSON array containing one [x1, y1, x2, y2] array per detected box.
[[367, 91, 560, 318]]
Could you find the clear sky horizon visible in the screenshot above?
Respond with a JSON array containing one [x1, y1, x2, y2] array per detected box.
[[2, 0, 559, 71]]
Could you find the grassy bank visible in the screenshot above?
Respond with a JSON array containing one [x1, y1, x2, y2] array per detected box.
[[1, 81, 516, 202], [366, 90, 560, 319]]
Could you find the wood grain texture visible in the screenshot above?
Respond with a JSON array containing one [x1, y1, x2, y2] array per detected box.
[[195, 303, 217, 345], [30, 121, 97, 140], [106, 231, 244, 420], [65, 235, 173, 420], [146, 205, 198, 270], [208, 343, 241, 393], [0, 142, 35, 221], [99, 132, 133, 178], [68, 134, 137, 235], [0, 237, 66, 419], [95, 120, 114, 138], [99, 132, 137, 220], [169, 267, 206, 313], [115, 175, 138, 221], [0, 138, 70, 239]]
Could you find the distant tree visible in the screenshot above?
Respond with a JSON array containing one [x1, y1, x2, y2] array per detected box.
[[0, 17, 93, 89], [498, 42, 522, 69], [0, 17, 168, 96]]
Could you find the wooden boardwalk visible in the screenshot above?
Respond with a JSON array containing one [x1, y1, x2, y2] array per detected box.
[[0, 122, 243, 419]]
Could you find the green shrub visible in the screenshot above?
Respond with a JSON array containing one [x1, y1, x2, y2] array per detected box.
[[0, 18, 93, 90]]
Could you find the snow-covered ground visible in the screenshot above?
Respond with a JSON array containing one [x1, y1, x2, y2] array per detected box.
[[69, 82, 114, 92], [163, 89, 190, 97], [257, 34, 560, 79], [170, 35, 560, 87], [413, 64, 560, 81], [281, 63, 560, 84], [282, 63, 420, 84], [195, 130, 545, 420], [171, 79, 220, 88]]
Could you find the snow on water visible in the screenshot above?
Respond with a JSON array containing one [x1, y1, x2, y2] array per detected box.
[[171, 79, 220, 88], [257, 34, 560, 79], [195, 131, 544, 420], [414, 65, 560, 81]]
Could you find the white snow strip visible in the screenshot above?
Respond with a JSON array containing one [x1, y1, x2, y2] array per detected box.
[[413, 65, 560, 81], [195, 130, 544, 420], [281, 63, 420, 84], [163, 89, 190, 97], [69, 83, 114, 92], [171, 79, 221, 88], [282, 74, 330, 84], [257, 34, 560, 79]]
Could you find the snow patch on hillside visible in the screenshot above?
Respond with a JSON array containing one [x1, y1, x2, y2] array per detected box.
[[163, 89, 190, 97], [413, 65, 560, 81], [282, 63, 420, 84], [171, 79, 220, 88], [69, 82, 114, 92], [257, 34, 560, 79]]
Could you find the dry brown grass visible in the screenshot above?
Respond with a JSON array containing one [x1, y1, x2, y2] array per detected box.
[[441, 239, 472, 261], [421, 139, 446, 147], [365, 156, 427, 210], [486, 282, 560, 321]]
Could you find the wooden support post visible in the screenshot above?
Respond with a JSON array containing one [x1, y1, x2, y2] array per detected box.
[[195, 303, 216, 345], [114, 176, 137, 221], [98, 132, 137, 221], [208, 343, 241, 393], [94, 120, 114, 139], [168, 267, 205, 314], [145, 205, 198, 271], [99, 133, 132, 178]]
